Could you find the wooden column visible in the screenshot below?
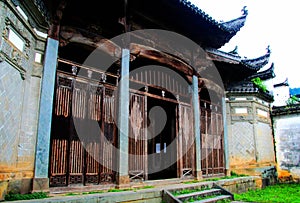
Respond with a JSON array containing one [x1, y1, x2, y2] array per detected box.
[[192, 75, 202, 180], [222, 97, 230, 176], [33, 37, 59, 191], [33, 1, 67, 191], [116, 49, 130, 186]]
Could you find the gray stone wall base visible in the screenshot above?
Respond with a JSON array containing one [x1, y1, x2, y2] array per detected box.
[[32, 178, 49, 192]]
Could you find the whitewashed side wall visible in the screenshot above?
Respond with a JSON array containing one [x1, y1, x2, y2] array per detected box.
[[273, 113, 300, 179]]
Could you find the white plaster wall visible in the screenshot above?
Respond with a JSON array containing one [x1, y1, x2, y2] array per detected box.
[[272, 86, 290, 107], [273, 114, 300, 178]]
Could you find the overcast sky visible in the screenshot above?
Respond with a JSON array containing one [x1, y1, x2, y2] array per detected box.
[[191, 0, 300, 89]]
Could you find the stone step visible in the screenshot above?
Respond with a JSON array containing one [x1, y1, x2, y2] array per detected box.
[[176, 188, 222, 202], [193, 195, 232, 203]]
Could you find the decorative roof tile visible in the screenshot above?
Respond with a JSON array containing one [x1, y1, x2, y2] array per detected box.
[[246, 63, 275, 81], [206, 46, 271, 71], [272, 104, 300, 115], [241, 46, 271, 71], [178, 0, 248, 48], [226, 81, 274, 102], [221, 14, 247, 33], [206, 48, 241, 62]]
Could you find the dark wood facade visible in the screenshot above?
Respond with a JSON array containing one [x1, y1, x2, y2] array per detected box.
[[14, 0, 269, 189], [0, 0, 276, 196], [49, 54, 225, 186]]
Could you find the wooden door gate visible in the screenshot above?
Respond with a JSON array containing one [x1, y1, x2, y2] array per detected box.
[[128, 93, 148, 181], [49, 73, 117, 187], [178, 104, 195, 178], [200, 100, 225, 177]]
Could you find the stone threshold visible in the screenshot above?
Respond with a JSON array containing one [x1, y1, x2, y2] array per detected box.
[[8, 176, 261, 202]]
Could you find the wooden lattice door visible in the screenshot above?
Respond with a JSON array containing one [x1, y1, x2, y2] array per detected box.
[[49, 75, 117, 186], [200, 101, 225, 177], [128, 93, 148, 181], [178, 104, 195, 178]]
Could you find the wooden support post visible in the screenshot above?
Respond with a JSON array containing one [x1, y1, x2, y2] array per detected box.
[[116, 49, 130, 187], [222, 97, 230, 176], [33, 37, 59, 192], [192, 75, 202, 180]]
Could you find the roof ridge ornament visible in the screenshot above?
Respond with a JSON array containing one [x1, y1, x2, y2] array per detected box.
[[241, 6, 248, 16], [266, 45, 271, 54], [228, 45, 239, 55], [274, 78, 289, 88], [220, 6, 248, 35]]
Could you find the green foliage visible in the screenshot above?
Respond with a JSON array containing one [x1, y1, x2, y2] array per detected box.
[[82, 191, 104, 195], [216, 199, 231, 203], [5, 192, 48, 201], [183, 194, 224, 203], [286, 95, 300, 105], [172, 186, 209, 196], [65, 192, 77, 196], [141, 185, 154, 189], [230, 171, 247, 177], [234, 183, 300, 203], [107, 188, 132, 192], [183, 180, 200, 184], [251, 77, 267, 92], [65, 185, 155, 197]]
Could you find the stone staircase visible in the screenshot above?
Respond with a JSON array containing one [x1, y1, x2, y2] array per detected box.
[[162, 183, 234, 203]]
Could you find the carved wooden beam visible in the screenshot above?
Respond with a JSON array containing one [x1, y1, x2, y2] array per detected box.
[[199, 78, 224, 96], [59, 26, 122, 58], [130, 43, 195, 77], [58, 30, 223, 94]]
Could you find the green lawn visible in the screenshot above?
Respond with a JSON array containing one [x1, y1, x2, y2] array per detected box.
[[234, 183, 300, 203]]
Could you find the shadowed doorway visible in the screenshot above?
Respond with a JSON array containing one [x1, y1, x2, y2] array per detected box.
[[147, 96, 177, 180]]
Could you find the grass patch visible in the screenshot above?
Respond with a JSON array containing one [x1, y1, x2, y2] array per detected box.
[[107, 188, 132, 192], [184, 194, 230, 202], [65, 190, 105, 196], [140, 185, 154, 189], [183, 180, 200, 184], [183, 171, 247, 184], [82, 190, 104, 195], [5, 192, 49, 201], [64, 185, 155, 196], [172, 186, 210, 196], [235, 183, 300, 203]]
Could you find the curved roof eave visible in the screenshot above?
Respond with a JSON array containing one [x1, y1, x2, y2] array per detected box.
[[178, 1, 248, 48], [220, 13, 248, 33], [246, 63, 275, 81], [179, 0, 248, 33], [206, 46, 271, 72], [241, 47, 271, 71]]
